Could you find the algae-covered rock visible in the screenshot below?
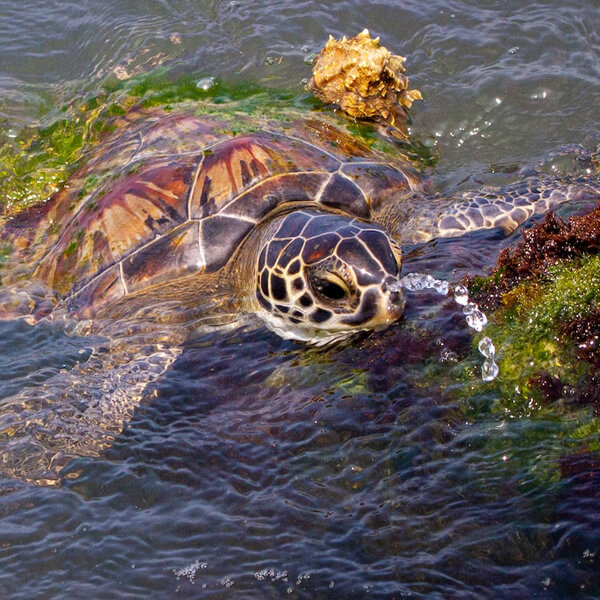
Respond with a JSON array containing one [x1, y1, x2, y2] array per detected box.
[[467, 204, 600, 407], [308, 29, 422, 130]]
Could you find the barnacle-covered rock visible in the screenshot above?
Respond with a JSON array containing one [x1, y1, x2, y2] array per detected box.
[[466, 202, 600, 407], [308, 29, 422, 128]]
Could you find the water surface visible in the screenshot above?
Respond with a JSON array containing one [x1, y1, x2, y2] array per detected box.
[[1, 1, 600, 598]]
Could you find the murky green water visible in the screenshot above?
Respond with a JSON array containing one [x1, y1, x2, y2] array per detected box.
[[1, 1, 600, 598]]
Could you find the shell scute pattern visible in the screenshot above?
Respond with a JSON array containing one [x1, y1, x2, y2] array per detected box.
[[67, 265, 124, 317], [220, 172, 327, 220], [188, 132, 341, 219], [122, 220, 200, 294], [36, 153, 199, 296], [340, 162, 419, 211], [5, 109, 419, 317], [319, 173, 371, 217], [133, 112, 229, 159]]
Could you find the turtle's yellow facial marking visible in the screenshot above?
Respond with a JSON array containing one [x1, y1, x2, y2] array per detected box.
[[254, 210, 405, 345]]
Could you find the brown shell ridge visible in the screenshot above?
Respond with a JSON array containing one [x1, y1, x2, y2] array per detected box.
[[29, 137, 146, 271], [217, 170, 332, 216], [339, 160, 416, 190], [119, 261, 129, 296], [68, 217, 200, 304], [313, 171, 335, 204], [327, 169, 371, 209], [263, 128, 344, 166], [68, 261, 118, 304], [186, 152, 206, 220], [196, 220, 206, 273], [26, 127, 172, 277]]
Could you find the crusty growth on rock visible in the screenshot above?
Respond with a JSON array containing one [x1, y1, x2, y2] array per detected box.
[[308, 29, 422, 128], [469, 203, 600, 311]]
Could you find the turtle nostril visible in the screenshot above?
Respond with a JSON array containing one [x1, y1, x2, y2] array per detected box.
[[383, 276, 402, 295], [387, 285, 406, 320], [389, 289, 404, 305]]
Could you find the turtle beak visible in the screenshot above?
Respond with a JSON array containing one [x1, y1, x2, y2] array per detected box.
[[383, 277, 405, 323]]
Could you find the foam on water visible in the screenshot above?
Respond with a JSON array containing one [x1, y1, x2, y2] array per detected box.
[[396, 273, 499, 381]]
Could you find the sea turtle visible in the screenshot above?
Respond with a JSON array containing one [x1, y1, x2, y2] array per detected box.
[[1, 102, 599, 483]]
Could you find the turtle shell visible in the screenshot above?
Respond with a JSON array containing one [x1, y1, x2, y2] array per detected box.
[[4, 107, 422, 318]]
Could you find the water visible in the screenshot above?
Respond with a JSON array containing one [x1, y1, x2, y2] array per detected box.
[[1, 1, 600, 598]]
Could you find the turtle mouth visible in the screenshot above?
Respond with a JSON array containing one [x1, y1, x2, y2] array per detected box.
[[384, 277, 406, 322], [258, 310, 357, 346], [258, 283, 405, 345], [340, 279, 405, 328]]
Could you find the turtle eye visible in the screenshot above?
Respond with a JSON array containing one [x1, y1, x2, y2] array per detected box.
[[312, 273, 350, 301]]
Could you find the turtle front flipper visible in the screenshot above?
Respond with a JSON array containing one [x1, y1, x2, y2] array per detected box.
[[0, 322, 186, 485], [437, 175, 600, 239], [392, 175, 600, 245]]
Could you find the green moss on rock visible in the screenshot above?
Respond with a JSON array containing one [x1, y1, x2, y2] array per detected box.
[[466, 205, 600, 411]]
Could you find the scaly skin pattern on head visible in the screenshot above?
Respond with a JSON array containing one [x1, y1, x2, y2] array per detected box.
[[237, 208, 405, 345]]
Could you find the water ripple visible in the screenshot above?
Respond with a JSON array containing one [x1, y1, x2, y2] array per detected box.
[[1, 0, 599, 598]]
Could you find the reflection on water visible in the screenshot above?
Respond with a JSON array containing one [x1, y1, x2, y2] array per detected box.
[[1, 0, 600, 598]]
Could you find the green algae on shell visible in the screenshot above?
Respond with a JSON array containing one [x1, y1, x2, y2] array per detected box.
[[0, 69, 434, 222]]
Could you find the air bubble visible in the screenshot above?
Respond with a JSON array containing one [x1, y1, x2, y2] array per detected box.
[[174, 560, 205, 584], [482, 359, 499, 382], [478, 336, 499, 382], [453, 285, 469, 306], [399, 272, 449, 295], [196, 77, 215, 90], [434, 279, 450, 295], [478, 336, 494, 358], [463, 302, 488, 332]]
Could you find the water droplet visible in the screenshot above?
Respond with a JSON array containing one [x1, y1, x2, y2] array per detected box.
[[464, 303, 487, 332], [434, 279, 449, 295], [399, 272, 449, 294], [398, 272, 498, 380], [482, 359, 499, 382], [440, 349, 458, 363], [478, 336, 498, 381], [453, 285, 469, 306], [478, 336, 495, 359], [196, 77, 215, 91]]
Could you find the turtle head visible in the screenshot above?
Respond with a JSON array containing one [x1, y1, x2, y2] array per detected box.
[[253, 210, 405, 345]]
